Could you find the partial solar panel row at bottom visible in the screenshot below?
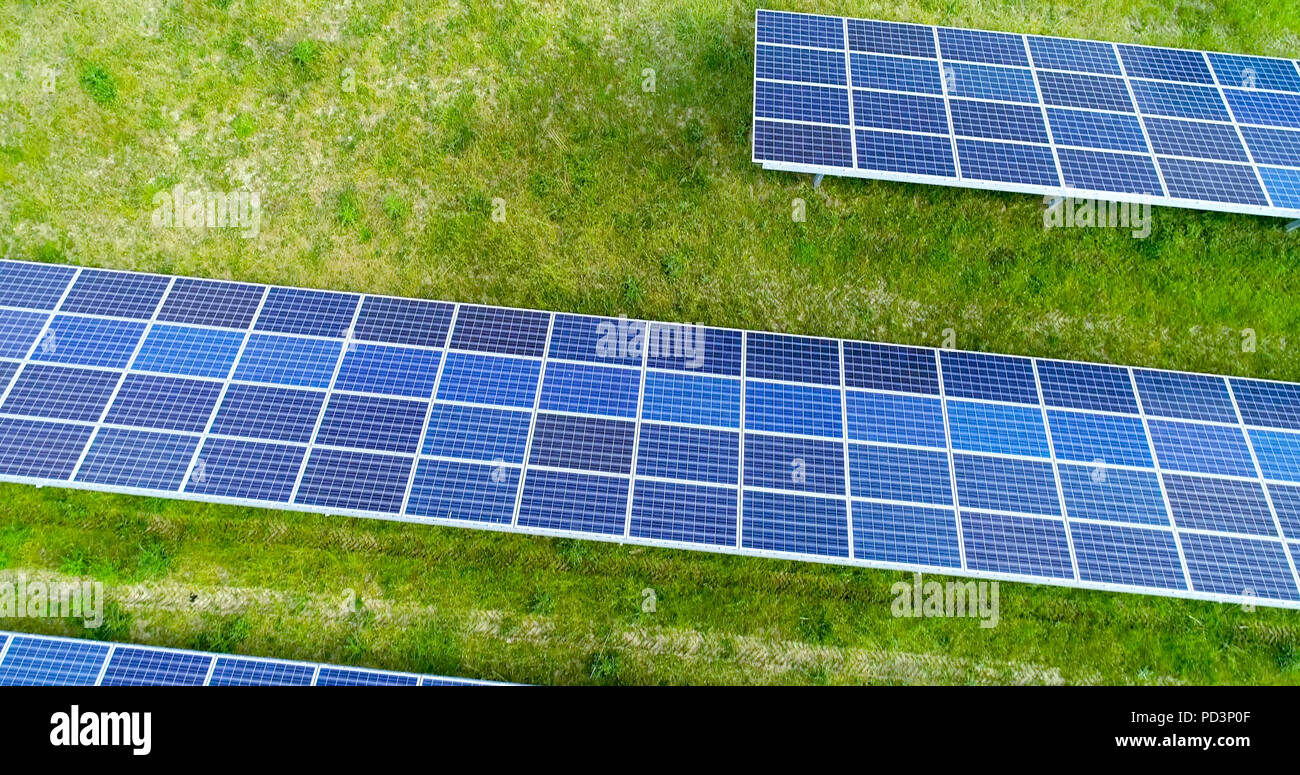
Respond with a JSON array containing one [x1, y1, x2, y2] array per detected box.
[[0, 631, 509, 686]]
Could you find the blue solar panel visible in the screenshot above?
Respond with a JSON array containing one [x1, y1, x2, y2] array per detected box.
[[1148, 420, 1256, 477], [1224, 89, 1300, 129], [845, 391, 946, 448], [852, 90, 948, 134], [1163, 474, 1277, 536], [547, 314, 644, 367], [76, 428, 198, 490], [852, 501, 960, 568], [1232, 378, 1300, 431], [0, 260, 76, 309], [1047, 410, 1154, 467], [233, 334, 341, 388], [1209, 53, 1300, 92], [641, 371, 740, 429], [436, 352, 540, 408], [1145, 117, 1248, 162], [1262, 166, 1300, 208], [104, 374, 222, 433], [1180, 533, 1299, 601], [334, 344, 441, 398], [1160, 157, 1269, 205], [59, 269, 170, 319], [528, 413, 634, 474], [644, 324, 740, 376], [937, 27, 1027, 67], [157, 277, 264, 328], [0, 416, 92, 479], [407, 458, 519, 523], [961, 511, 1074, 578], [744, 434, 845, 495], [759, 43, 846, 86], [1240, 126, 1300, 166], [210, 384, 324, 443], [746, 333, 839, 384], [450, 306, 550, 358], [1026, 36, 1122, 75], [315, 667, 420, 686], [842, 342, 939, 394], [950, 99, 1048, 143], [753, 120, 854, 167], [940, 351, 1039, 404], [29, 315, 145, 369], [850, 53, 940, 93], [1037, 70, 1135, 112], [847, 19, 934, 57], [855, 130, 956, 176], [0, 309, 50, 359], [1247, 429, 1300, 482], [0, 361, 16, 393], [946, 400, 1050, 458], [1131, 80, 1231, 121], [1118, 44, 1214, 83], [1271, 485, 1300, 539], [1133, 369, 1237, 423], [741, 490, 849, 558], [295, 448, 411, 513], [744, 380, 843, 438], [1046, 108, 1149, 153], [847, 444, 952, 505], [132, 324, 245, 379], [946, 63, 1039, 103], [954, 454, 1060, 516], [1057, 149, 1164, 195], [185, 438, 304, 502], [637, 423, 739, 485], [1057, 463, 1170, 525], [315, 394, 427, 454], [1070, 522, 1186, 590], [630, 479, 738, 546], [422, 403, 532, 462], [957, 139, 1061, 186], [1, 363, 119, 422], [0, 636, 109, 685], [517, 469, 628, 535], [255, 287, 359, 338], [101, 646, 212, 686], [1036, 360, 1138, 414], [757, 81, 850, 125], [208, 656, 315, 686], [757, 9, 843, 49], [538, 361, 640, 418], [352, 296, 453, 348]]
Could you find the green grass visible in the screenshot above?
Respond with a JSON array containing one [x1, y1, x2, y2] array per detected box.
[[1, 0, 1299, 684]]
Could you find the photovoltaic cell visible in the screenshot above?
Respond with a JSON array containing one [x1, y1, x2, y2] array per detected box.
[[436, 352, 540, 408], [853, 90, 948, 134], [1240, 126, 1300, 166], [1133, 369, 1237, 423], [0, 260, 76, 309], [185, 438, 304, 502], [315, 667, 419, 686], [950, 99, 1049, 143], [352, 296, 453, 348], [847, 19, 934, 57], [75, 428, 198, 491], [547, 314, 644, 367], [1035, 360, 1138, 414], [757, 81, 850, 125], [314, 394, 428, 454], [210, 384, 324, 443], [851, 501, 960, 568], [637, 423, 740, 485], [517, 469, 629, 535], [157, 278, 264, 328], [407, 458, 519, 523], [1270, 485, 1300, 539], [1046, 109, 1149, 153], [644, 324, 739, 376], [845, 391, 946, 448], [132, 324, 245, 379], [1057, 149, 1163, 196], [746, 333, 839, 384], [0, 636, 110, 685], [0, 309, 51, 359], [741, 490, 849, 558], [538, 361, 640, 418], [0, 417, 94, 479], [842, 342, 939, 394], [1231, 378, 1300, 431], [956, 139, 1061, 186], [295, 448, 412, 513], [954, 454, 1060, 516], [1036, 70, 1134, 112], [104, 374, 223, 433], [29, 315, 145, 369], [1163, 474, 1277, 536], [744, 434, 845, 495], [1070, 522, 1186, 590], [1148, 420, 1256, 477], [744, 380, 843, 438], [1180, 533, 1299, 601], [255, 287, 359, 338], [629, 479, 738, 546], [940, 351, 1039, 404], [1118, 45, 1214, 84], [1144, 117, 1248, 162], [1057, 463, 1170, 525], [421, 403, 531, 463], [855, 130, 956, 176], [1209, 53, 1300, 92], [946, 400, 1050, 458], [961, 511, 1073, 578], [937, 27, 1028, 67], [233, 335, 341, 388], [334, 344, 441, 398], [945, 63, 1039, 104], [1246, 429, 1300, 483], [641, 371, 741, 429], [58, 269, 170, 319], [449, 306, 550, 358], [1026, 36, 1122, 75], [847, 444, 952, 505], [528, 413, 635, 474], [1047, 410, 1154, 468], [753, 120, 853, 167], [850, 54, 940, 94], [1223, 89, 1300, 130], [1, 364, 120, 422], [759, 44, 846, 86], [757, 9, 843, 49], [100, 646, 212, 686], [208, 657, 315, 686]]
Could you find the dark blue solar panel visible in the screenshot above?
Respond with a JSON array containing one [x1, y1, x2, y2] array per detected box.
[[741, 490, 849, 558], [1, 363, 120, 422], [0, 261, 77, 309], [185, 438, 304, 502], [255, 288, 359, 338], [1261, 166, 1300, 208], [1047, 410, 1154, 468], [1163, 474, 1277, 536], [1131, 80, 1230, 121], [1209, 53, 1300, 92], [528, 413, 634, 474], [1148, 420, 1255, 477], [132, 324, 244, 379], [1145, 117, 1249, 162], [232, 334, 341, 388], [842, 342, 939, 394], [855, 130, 956, 177], [852, 501, 960, 568], [744, 434, 845, 495], [937, 27, 1028, 67], [848, 444, 952, 505], [0, 309, 49, 358], [315, 667, 419, 686], [757, 9, 844, 49], [630, 479, 738, 546], [850, 53, 941, 93], [1270, 484, 1300, 539], [940, 351, 1039, 404], [641, 371, 740, 428], [1249, 429, 1300, 483], [753, 120, 853, 167], [1057, 149, 1163, 195], [538, 362, 640, 418], [294, 448, 411, 513], [1057, 463, 1169, 525], [1036, 360, 1138, 413], [1239, 126, 1300, 167], [961, 511, 1074, 579], [845, 391, 946, 448], [1231, 378, 1300, 431], [1035, 70, 1134, 112], [756, 81, 850, 125], [758, 44, 845, 86], [104, 374, 223, 433], [421, 403, 531, 463], [315, 394, 428, 454], [954, 454, 1060, 516], [746, 333, 839, 385], [1133, 369, 1237, 423], [1026, 36, 1122, 75], [1223, 88, 1300, 129], [1071, 522, 1186, 590], [547, 314, 645, 367], [643, 324, 739, 376], [956, 139, 1061, 187], [947, 400, 1050, 458], [0, 418, 93, 479], [950, 99, 1049, 143], [436, 352, 540, 408], [75, 428, 198, 491], [947, 63, 1039, 103], [407, 458, 519, 523], [1046, 108, 1148, 153], [100, 646, 213, 686], [29, 315, 145, 369], [157, 277, 264, 328], [1180, 533, 1299, 601], [1118, 45, 1213, 83], [208, 657, 315, 686], [847, 19, 934, 57], [636, 423, 739, 485], [334, 344, 441, 398], [0, 636, 109, 685], [352, 296, 453, 348], [517, 469, 628, 535], [852, 91, 948, 134], [210, 384, 324, 443], [0, 361, 15, 393], [450, 306, 550, 358], [58, 269, 170, 319], [744, 381, 843, 438]]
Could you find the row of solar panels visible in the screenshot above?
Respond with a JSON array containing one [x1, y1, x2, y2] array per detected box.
[[1, 260, 1298, 607], [0, 631, 502, 686], [752, 10, 1300, 218]]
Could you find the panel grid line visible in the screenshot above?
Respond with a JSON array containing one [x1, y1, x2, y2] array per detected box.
[[1127, 367, 1193, 590], [736, 331, 747, 548], [510, 313, 556, 527], [93, 644, 115, 686], [622, 322, 652, 539], [841, 18, 858, 170], [934, 349, 968, 569], [399, 303, 460, 517]]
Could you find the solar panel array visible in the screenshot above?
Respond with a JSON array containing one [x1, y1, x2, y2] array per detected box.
[[2, 260, 1299, 608], [752, 10, 1300, 219], [0, 631, 503, 686]]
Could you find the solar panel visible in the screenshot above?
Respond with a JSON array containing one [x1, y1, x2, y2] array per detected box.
[[0, 631, 506, 685], [2, 260, 1299, 609], [751, 10, 1300, 220]]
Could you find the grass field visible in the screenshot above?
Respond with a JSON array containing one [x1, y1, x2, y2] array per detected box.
[[2, 0, 1300, 684]]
